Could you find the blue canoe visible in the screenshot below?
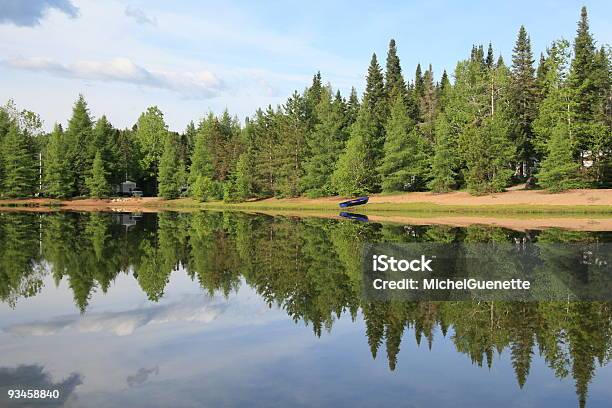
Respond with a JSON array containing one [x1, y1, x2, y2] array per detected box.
[[339, 196, 369, 208]]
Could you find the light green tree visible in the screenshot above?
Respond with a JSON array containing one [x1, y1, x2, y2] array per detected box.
[[85, 150, 110, 198]]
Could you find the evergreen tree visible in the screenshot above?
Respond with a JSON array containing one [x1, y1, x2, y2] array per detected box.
[[428, 113, 458, 192], [510, 25, 537, 177], [346, 87, 360, 125], [332, 108, 378, 195], [85, 150, 110, 198], [302, 88, 346, 196], [65, 94, 93, 195], [0, 121, 36, 197], [378, 93, 428, 191], [44, 124, 74, 197], [276, 92, 308, 197], [363, 54, 388, 150], [419, 64, 437, 142], [158, 135, 180, 199], [462, 112, 515, 193], [486, 42, 495, 69], [538, 123, 584, 192], [91, 115, 119, 184], [234, 152, 253, 201], [385, 39, 407, 101]]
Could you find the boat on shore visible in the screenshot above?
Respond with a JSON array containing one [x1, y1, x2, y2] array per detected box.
[[339, 196, 369, 208]]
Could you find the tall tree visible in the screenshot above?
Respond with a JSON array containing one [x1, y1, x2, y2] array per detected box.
[[85, 150, 110, 198], [302, 88, 347, 196], [510, 25, 537, 177], [158, 134, 180, 199], [428, 113, 458, 192], [65, 94, 93, 195], [385, 39, 406, 101], [332, 108, 378, 195], [44, 124, 74, 197], [134, 106, 168, 193], [537, 123, 583, 192], [378, 93, 428, 191], [0, 121, 36, 197]]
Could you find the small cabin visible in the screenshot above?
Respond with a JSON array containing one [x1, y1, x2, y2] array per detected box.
[[115, 181, 138, 195]]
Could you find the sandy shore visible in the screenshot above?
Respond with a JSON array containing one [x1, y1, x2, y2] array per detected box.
[[1, 190, 612, 231]]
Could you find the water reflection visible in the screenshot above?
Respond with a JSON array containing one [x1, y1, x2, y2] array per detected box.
[[0, 211, 611, 407]]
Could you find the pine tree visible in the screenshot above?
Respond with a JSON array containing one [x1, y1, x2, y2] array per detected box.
[[85, 150, 110, 198], [0, 108, 10, 189], [91, 115, 119, 184], [510, 25, 537, 177], [419, 64, 437, 142], [158, 135, 180, 199], [428, 114, 458, 192], [385, 39, 407, 101], [332, 108, 378, 196], [65, 94, 93, 195], [234, 152, 253, 201], [378, 93, 428, 191], [537, 123, 584, 192], [363, 54, 388, 147], [302, 88, 346, 196], [0, 121, 36, 197], [346, 87, 360, 125], [462, 112, 515, 193], [486, 43, 495, 69], [44, 124, 74, 197]]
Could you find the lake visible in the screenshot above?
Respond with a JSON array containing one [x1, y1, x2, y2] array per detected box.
[[0, 211, 611, 407]]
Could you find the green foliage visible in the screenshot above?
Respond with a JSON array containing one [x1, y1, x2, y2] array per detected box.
[[302, 88, 347, 196], [378, 94, 428, 191], [85, 151, 110, 198], [332, 108, 378, 196], [158, 135, 180, 199], [191, 175, 217, 202], [0, 121, 37, 197], [462, 112, 515, 193], [428, 114, 458, 192], [65, 94, 93, 195], [135, 106, 168, 181], [537, 124, 584, 192], [234, 152, 253, 201]]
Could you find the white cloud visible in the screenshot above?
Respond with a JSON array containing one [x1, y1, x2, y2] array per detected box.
[[3, 56, 224, 99]]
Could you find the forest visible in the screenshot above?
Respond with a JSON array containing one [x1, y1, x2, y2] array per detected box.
[[0, 6, 610, 200]]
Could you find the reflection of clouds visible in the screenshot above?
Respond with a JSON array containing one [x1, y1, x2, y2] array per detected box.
[[0, 364, 82, 407], [127, 366, 159, 388], [4, 295, 227, 337]]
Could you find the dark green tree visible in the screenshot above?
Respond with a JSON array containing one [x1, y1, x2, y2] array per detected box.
[[85, 150, 110, 198], [44, 124, 74, 197], [65, 94, 93, 195], [158, 134, 180, 199]]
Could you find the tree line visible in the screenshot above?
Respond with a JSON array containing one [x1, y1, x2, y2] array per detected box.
[[0, 6, 610, 200]]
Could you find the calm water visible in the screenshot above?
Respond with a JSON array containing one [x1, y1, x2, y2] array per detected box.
[[0, 211, 611, 408]]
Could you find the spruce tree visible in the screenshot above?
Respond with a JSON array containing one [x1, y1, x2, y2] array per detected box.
[[0, 122, 36, 197], [537, 124, 584, 192], [363, 54, 388, 185], [346, 87, 360, 125], [302, 88, 346, 196], [378, 93, 427, 191], [385, 39, 407, 101], [44, 124, 74, 197], [332, 108, 378, 196], [65, 94, 93, 195], [428, 114, 458, 192], [234, 152, 253, 201], [485, 43, 495, 69], [158, 135, 180, 199], [510, 25, 537, 177], [91, 115, 119, 184], [85, 150, 110, 198]]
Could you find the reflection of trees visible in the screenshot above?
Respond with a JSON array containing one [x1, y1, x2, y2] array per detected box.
[[0, 213, 43, 307], [1, 212, 611, 406]]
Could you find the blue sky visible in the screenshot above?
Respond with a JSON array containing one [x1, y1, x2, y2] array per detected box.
[[0, 0, 610, 131]]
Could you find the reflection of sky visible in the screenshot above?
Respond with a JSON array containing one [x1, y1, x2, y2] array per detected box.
[[1, 271, 612, 407]]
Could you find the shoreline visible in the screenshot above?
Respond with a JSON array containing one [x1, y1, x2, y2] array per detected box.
[[1, 189, 612, 232]]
